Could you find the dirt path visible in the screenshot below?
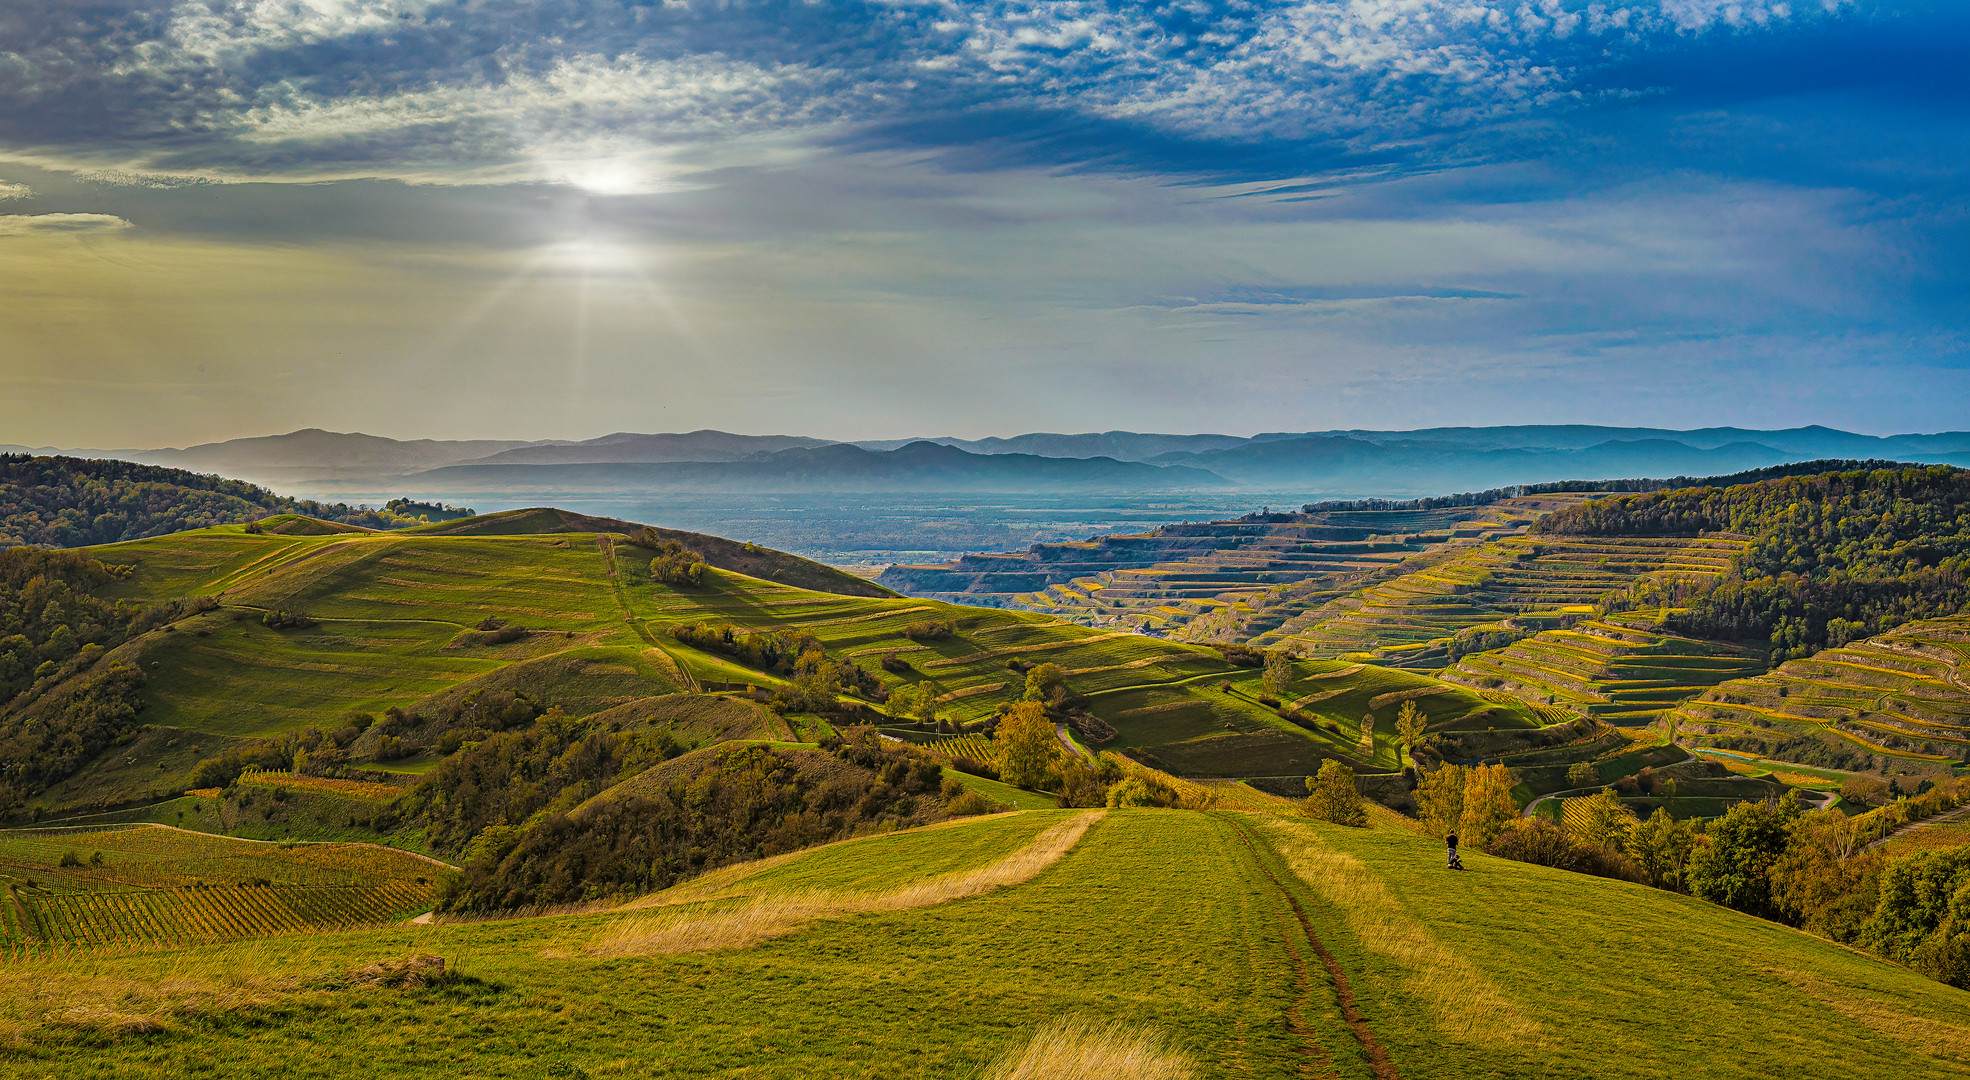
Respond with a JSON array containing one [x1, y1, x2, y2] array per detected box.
[[1053, 723, 1095, 763], [1867, 802, 1970, 852], [1229, 821, 1401, 1080]]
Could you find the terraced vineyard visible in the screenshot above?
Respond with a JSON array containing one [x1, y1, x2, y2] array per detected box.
[[1442, 610, 1766, 725], [879, 504, 1529, 638], [1669, 615, 1970, 770], [1259, 528, 1750, 668], [0, 824, 441, 950]]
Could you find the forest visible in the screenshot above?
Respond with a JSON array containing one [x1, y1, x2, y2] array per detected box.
[[0, 454, 419, 547]]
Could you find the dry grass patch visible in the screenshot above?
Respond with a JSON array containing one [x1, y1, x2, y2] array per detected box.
[[587, 812, 1101, 957], [981, 1015, 1195, 1080], [1763, 967, 1970, 1059], [1262, 820, 1541, 1045]]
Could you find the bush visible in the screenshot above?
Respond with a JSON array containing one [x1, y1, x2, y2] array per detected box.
[[261, 608, 317, 630], [1488, 819, 1641, 882], [902, 619, 955, 642], [880, 652, 912, 674], [946, 789, 1007, 816]]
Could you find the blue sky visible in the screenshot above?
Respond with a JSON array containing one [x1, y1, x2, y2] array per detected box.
[[0, 0, 1964, 445]]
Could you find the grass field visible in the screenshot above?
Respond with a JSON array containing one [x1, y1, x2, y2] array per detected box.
[[7, 807, 1969, 1078]]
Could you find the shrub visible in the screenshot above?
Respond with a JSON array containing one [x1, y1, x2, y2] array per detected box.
[[880, 652, 912, 674], [1489, 819, 1641, 882], [261, 608, 318, 630], [946, 789, 1005, 816], [58, 851, 82, 868], [902, 619, 955, 642]]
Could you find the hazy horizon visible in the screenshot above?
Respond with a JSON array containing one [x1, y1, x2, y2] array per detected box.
[[3, 2, 1966, 447]]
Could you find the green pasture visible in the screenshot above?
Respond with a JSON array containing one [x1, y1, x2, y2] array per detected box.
[[11, 809, 1970, 1079]]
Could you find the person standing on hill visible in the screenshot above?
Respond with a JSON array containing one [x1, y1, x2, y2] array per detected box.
[[1446, 832, 1465, 870]]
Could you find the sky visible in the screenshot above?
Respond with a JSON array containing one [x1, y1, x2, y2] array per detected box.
[[0, 0, 1965, 447]]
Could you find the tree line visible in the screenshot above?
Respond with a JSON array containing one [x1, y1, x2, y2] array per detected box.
[[0, 454, 434, 548]]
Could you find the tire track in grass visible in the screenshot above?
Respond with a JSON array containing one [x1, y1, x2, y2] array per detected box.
[[1230, 822, 1401, 1080]]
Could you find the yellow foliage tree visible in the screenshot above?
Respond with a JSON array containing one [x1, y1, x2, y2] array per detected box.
[[994, 701, 1059, 790], [1572, 788, 1636, 853], [1416, 764, 1466, 838], [1459, 763, 1518, 847], [1302, 759, 1367, 827], [1395, 700, 1427, 762]]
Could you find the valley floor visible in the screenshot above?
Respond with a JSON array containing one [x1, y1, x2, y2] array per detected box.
[[9, 809, 1970, 1079]]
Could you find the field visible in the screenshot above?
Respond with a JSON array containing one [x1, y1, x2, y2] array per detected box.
[[9, 808, 1970, 1079], [1669, 614, 1970, 770], [0, 824, 441, 951], [32, 515, 1564, 821]]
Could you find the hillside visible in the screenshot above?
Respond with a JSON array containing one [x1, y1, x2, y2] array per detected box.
[[1669, 614, 1970, 773], [879, 503, 1527, 636], [12, 808, 1970, 1079], [0, 513, 1582, 825], [0, 454, 411, 548]]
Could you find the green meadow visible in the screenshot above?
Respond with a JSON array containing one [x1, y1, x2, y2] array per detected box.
[[8, 808, 1968, 1079]]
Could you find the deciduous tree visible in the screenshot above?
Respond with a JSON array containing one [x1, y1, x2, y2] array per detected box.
[[1303, 759, 1366, 827], [1416, 764, 1466, 838], [994, 701, 1058, 790], [1459, 763, 1518, 847]]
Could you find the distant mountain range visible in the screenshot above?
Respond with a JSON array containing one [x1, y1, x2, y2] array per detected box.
[[417, 441, 1232, 493], [9, 424, 1969, 497]]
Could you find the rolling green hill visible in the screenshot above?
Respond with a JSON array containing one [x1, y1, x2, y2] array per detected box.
[[4, 512, 1571, 823], [10, 807, 1970, 1079]]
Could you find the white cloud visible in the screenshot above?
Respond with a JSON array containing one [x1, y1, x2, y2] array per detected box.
[[0, 213, 132, 236], [0, 182, 33, 201]]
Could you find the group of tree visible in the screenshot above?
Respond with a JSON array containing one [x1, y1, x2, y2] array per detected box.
[[0, 546, 222, 814], [642, 531, 709, 587], [986, 700, 1192, 810], [1302, 460, 1914, 515], [670, 622, 881, 712], [1482, 777, 1970, 989], [1538, 464, 1970, 661], [0, 454, 421, 548], [432, 730, 996, 912]]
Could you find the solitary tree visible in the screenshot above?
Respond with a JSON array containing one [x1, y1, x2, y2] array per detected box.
[[994, 701, 1059, 790], [1566, 761, 1599, 789], [1396, 701, 1427, 759], [1263, 650, 1293, 698], [1303, 760, 1367, 827], [1459, 763, 1518, 847]]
